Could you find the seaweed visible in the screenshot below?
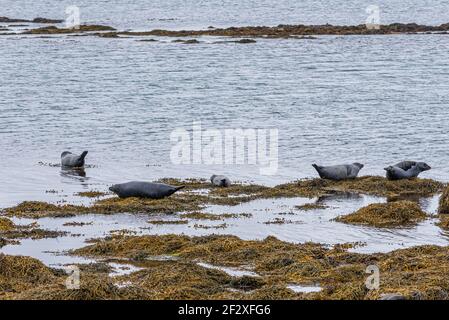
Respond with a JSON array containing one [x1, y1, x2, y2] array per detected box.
[[335, 201, 427, 227], [437, 215, 449, 230], [295, 203, 329, 211], [0, 217, 67, 240], [76, 191, 109, 198], [438, 186, 449, 214]]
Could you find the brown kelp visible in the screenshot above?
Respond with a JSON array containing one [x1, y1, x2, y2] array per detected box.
[[72, 234, 449, 300], [335, 201, 427, 227]]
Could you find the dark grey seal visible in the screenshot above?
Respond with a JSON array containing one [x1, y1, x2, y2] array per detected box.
[[312, 163, 364, 181], [210, 175, 231, 187], [61, 151, 88, 168], [385, 161, 431, 180], [109, 181, 185, 199]]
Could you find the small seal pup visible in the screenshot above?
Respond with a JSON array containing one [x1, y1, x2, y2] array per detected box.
[[109, 181, 185, 199], [61, 151, 88, 168], [210, 175, 231, 187], [385, 161, 431, 180], [312, 163, 364, 181]]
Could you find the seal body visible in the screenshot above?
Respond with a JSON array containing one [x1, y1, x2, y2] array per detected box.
[[385, 161, 431, 180], [312, 163, 364, 181], [109, 181, 185, 199], [61, 151, 88, 168], [210, 175, 231, 187], [379, 293, 406, 300]]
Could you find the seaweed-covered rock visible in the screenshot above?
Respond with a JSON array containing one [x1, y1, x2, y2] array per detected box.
[[23, 25, 115, 34], [437, 215, 449, 230], [335, 201, 427, 227], [438, 186, 449, 214], [0, 217, 14, 231]]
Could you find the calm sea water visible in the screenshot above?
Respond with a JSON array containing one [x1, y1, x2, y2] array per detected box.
[[1, 1, 449, 264]]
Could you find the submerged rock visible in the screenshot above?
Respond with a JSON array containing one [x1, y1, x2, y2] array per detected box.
[[171, 39, 200, 44]]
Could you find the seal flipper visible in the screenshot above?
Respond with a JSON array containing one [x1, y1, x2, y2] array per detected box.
[[174, 186, 185, 192], [312, 164, 324, 178], [80, 151, 88, 160]]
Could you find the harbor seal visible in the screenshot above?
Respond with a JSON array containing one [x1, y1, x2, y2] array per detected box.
[[312, 163, 364, 181], [385, 161, 431, 180], [210, 175, 231, 187], [61, 151, 88, 168], [109, 181, 185, 199]]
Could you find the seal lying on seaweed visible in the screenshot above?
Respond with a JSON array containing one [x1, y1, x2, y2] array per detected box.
[[312, 163, 364, 181], [210, 175, 231, 187], [109, 181, 185, 199], [385, 161, 431, 180]]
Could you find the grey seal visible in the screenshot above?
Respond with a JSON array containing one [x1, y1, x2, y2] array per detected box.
[[109, 181, 185, 199], [379, 293, 406, 300], [61, 151, 88, 168], [385, 161, 431, 180], [312, 163, 364, 181], [210, 175, 231, 187]]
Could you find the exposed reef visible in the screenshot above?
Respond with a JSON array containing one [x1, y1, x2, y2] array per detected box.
[[22, 25, 115, 34], [2, 20, 449, 39], [95, 22, 449, 39], [0, 17, 63, 24]]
